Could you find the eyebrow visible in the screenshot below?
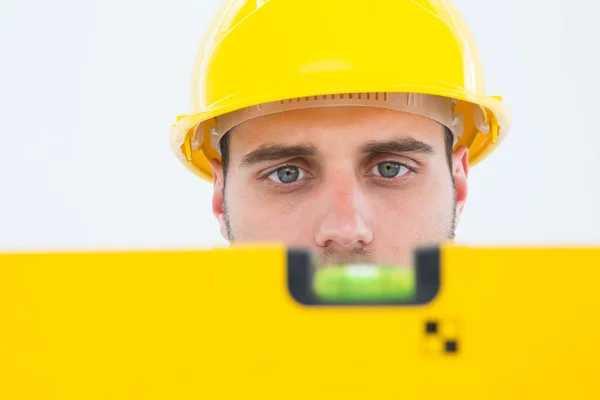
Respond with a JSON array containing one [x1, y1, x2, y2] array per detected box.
[[238, 137, 435, 169], [239, 143, 317, 168], [360, 137, 435, 156]]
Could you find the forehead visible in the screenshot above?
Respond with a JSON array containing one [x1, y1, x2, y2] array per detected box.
[[228, 106, 446, 155]]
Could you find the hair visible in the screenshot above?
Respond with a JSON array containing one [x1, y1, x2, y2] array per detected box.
[[220, 130, 232, 180], [219, 125, 455, 180]]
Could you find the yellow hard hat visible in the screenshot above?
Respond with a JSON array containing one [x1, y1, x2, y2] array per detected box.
[[170, 0, 511, 182]]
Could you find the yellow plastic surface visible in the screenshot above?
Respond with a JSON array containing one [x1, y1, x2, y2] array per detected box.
[[170, 0, 512, 181], [2, 244, 598, 399]]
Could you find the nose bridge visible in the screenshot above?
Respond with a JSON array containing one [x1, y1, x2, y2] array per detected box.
[[315, 170, 373, 247]]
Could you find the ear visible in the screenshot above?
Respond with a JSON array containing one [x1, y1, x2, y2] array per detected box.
[[209, 158, 230, 241], [451, 145, 469, 226]]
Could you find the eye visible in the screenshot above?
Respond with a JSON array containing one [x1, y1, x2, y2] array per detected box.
[[267, 166, 308, 184], [369, 161, 410, 178]]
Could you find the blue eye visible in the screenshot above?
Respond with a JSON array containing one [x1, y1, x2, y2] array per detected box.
[[370, 162, 408, 178], [268, 166, 307, 183]]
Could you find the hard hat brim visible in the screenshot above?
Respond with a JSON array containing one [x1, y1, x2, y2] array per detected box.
[[170, 84, 510, 182]]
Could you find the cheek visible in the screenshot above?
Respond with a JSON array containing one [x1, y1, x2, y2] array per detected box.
[[371, 191, 430, 243], [370, 179, 454, 247], [227, 185, 313, 242], [374, 175, 452, 219]]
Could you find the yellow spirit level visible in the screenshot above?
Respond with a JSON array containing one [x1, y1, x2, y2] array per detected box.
[[1, 243, 599, 399]]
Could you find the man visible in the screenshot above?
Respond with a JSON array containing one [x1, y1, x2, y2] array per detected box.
[[169, 0, 511, 268]]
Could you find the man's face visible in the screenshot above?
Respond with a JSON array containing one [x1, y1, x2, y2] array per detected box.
[[210, 106, 469, 267]]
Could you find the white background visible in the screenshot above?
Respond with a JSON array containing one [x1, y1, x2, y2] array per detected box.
[[1, 0, 598, 251]]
